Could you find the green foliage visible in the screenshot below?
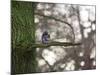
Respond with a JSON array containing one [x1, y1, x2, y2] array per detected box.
[[11, 1, 37, 74]]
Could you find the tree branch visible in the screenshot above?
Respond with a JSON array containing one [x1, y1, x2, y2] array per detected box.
[[32, 42, 81, 48]]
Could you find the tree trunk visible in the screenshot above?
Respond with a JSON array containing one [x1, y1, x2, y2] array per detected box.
[[11, 1, 37, 74]]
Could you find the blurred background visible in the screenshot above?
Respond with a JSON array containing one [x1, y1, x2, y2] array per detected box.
[[35, 3, 96, 72]]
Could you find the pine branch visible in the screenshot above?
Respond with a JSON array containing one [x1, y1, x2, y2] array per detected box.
[[14, 42, 81, 53], [32, 42, 81, 48]]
